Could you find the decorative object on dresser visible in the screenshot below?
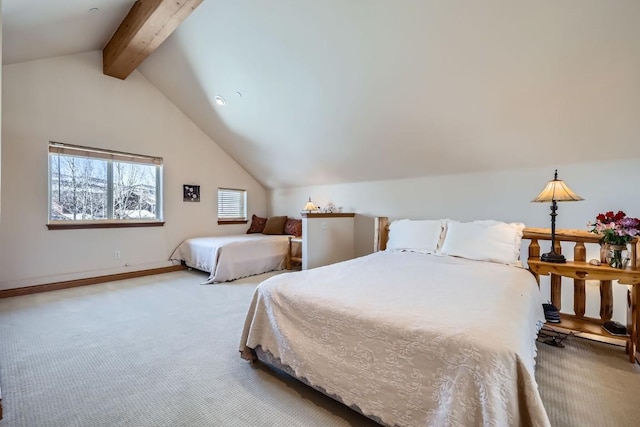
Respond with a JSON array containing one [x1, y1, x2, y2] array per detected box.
[[589, 210, 640, 269], [524, 227, 640, 363], [531, 169, 583, 263], [320, 202, 342, 213], [301, 197, 318, 213]]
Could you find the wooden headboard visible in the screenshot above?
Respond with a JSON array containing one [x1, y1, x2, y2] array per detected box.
[[375, 217, 640, 267]]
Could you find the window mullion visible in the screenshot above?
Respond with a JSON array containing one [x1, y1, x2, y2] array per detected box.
[[156, 165, 162, 221], [107, 160, 114, 220]]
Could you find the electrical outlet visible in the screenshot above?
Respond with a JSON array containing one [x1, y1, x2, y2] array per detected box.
[[114, 250, 121, 259]]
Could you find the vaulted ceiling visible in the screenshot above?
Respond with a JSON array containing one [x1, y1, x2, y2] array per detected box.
[[4, 1, 640, 188]]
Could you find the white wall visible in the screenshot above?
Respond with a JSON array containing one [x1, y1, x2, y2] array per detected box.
[[0, 51, 267, 290], [0, 0, 3, 219], [302, 215, 354, 270], [270, 159, 640, 323]]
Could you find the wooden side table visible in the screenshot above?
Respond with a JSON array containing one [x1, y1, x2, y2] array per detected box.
[[287, 237, 303, 270], [528, 259, 640, 363]]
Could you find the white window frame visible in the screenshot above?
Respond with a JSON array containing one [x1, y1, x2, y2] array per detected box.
[[47, 141, 164, 229], [217, 188, 247, 224]]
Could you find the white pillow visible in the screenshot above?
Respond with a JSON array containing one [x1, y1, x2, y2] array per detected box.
[[439, 220, 525, 266], [386, 219, 445, 254]]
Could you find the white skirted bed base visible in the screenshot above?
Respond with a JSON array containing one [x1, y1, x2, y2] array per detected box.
[[239, 251, 549, 426], [170, 234, 290, 284]]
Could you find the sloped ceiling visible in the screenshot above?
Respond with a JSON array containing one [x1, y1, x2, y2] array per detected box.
[[2, 0, 133, 64], [4, 1, 640, 189]]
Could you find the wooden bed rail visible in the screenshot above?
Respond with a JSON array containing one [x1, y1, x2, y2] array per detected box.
[[525, 228, 599, 319], [524, 227, 639, 268]]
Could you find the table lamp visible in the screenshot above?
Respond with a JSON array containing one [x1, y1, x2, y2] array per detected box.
[[302, 197, 317, 212], [532, 170, 584, 263]]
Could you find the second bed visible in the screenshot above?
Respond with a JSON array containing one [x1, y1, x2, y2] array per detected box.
[[170, 234, 290, 283]]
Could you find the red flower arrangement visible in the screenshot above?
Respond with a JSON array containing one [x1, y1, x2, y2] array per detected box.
[[590, 210, 640, 245]]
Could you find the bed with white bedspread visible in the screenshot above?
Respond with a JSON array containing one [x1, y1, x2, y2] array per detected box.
[[170, 234, 290, 283], [239, 218, 550, 426]]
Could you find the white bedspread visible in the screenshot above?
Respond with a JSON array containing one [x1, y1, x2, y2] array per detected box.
[[170, 234, 290, 283], [240, 251, 549, 427]]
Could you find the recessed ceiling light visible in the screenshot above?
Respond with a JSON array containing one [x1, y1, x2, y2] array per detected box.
[[215, 96, 226, 106]]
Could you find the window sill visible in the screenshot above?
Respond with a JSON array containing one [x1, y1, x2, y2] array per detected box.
[[218, 220, 248, 225], [47, 221, 165, 230]]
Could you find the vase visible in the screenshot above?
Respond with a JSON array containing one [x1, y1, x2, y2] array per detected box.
[[604, 244, 630, 269]]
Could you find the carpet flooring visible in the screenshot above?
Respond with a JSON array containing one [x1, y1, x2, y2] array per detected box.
[[1, 270, 639, 427]]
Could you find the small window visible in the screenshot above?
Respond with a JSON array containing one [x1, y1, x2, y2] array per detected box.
[[218, 188, 247, 224], [48, 142, 163, 228]]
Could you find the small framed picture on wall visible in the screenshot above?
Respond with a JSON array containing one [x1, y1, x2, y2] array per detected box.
[[183, 185, 200, 202]]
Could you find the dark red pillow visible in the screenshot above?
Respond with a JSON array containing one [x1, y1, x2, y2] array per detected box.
[[284, 218, 302, 237], [246, 215, 267, 234]]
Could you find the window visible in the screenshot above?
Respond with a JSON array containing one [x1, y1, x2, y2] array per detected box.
[[48, 142, 163, 228], [217, 188, 247, 224]]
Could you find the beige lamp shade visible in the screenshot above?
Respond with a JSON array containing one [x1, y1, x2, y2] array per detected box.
[[532, 172, 583, 203], [302, 197, 317, 211]]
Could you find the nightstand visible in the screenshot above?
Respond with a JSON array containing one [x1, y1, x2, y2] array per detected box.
[[287, 237, 302, 270], [524, 226, 640, 364], [528, 259, 640, 363]]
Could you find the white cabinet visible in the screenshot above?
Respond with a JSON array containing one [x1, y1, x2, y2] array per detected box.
[[301, 213, 355, 270]]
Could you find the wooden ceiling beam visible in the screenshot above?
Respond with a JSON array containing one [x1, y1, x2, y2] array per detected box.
[[103, 0, 203, 80]]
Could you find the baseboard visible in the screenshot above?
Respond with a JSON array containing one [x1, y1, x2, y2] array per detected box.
[[0, 265, 187, 299]]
